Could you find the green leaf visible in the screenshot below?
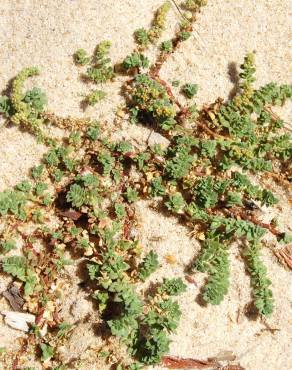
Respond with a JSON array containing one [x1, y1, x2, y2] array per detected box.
[[24, 271, 37, 296], [57, 322, 73, 338], [0, 95, 13, 117], [244, 242, 274, 316], [74, 48, 90, 65], [181, 83, 198, 99], [150, 177, 165, 197], [0, 239, 16, 253], [165, 193, 185, 213], [66, 183, 87, 208], [123, 53, 149, 70], [134, 28, 150, 46], [138, 251, 159, 281], [261, 189, 278, 207], [116, 141, 133, 154], [16, 181, 32, 193], [40, 343, 54, 361], [161, 40, 173, 52], [226, 192, 243, 207], [2, 256, 26, 281], [31, 165, 44, 179], [87, 122, 100, 140], [194, 239, 230, 305], [98, 152, 115, 175], [85, 90, 106, 106], [158, 278, 187, 296], [114, 203, 126, 219], [23, 87, 47, 112], [124, 187, 139, 203], [35, 182, 48, 196]]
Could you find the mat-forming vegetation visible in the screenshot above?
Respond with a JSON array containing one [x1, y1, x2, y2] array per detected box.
[[0, 1, 291, 368]]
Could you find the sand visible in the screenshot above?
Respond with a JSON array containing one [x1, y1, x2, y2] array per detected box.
[[0, 1, 292, 369]]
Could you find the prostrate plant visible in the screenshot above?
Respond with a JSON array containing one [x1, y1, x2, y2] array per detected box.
[[84, 89, 107, 106], [74, 40, 115, 86], [0, 67, 48, 141], [86, 40, 115, 84], [125, 50, 291, 315], [181, 83, 198, 99], [243, 242, 274, 316], [184, 0, 208, 11], [86, 218, 185, 364], [2, 254, 39, 296], [138, 250, 159, 281], [194, 239, 229, 305], [0, 1, 291, 368], [128, 74, 177, 130], [134, 1, 171, 47], [122, 53, 150, 71], [74, 48, 90, 65]]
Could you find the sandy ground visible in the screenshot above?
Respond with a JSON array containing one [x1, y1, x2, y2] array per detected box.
[[0, 1, 292, 369]]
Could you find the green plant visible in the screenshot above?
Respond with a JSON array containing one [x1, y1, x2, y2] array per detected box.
[[86, 41, 115, 84], [87, 121, 100, 140], [243, 242, 274, 315], [129, 74, 176, 130], [181, 83, 198, 98], [0, 95, 13, 117], [150, 176, 165, 197], [135, 2, 171, 47], [0, 2, 291, 367], [134, 28, 150, 46], [184, 0, 208, 11], [57, 322, 73, 338], [66, 183, 87, 208], [2, 256, 38, 296], [165, 193, 185, 213], [161, 40, 173, 52], [74, 48, 90, 65], [23, 87, 47, 112], [74, 41, 115, 85], [138, 251, 159, 281], [0, 239, 16, 253], [84, 89, 107, 106], [2, 67, 49, 140], [123, 53, 149, 70], [194, 239, 229, 304], [124, 187, 139, 203], [40, 343, 54, 361]]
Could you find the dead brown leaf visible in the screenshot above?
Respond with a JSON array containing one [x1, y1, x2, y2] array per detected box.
[[2, 285, 24, 311], [161, 355, 217, 369], [59, 210, 82, 221], [274, 244, 292, 270]]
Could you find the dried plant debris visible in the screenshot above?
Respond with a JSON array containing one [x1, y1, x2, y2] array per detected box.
[[2, 284, 24, 311], [0, 0, 291, 368], [274, 243, 292, 270], [162, 355, 216, 368]]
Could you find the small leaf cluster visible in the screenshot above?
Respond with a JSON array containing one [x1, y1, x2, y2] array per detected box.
[[129, 73, 177, 130], [0, 67, 47, 140], [134, 2, 171, 47], [84, 89, 107, 106], [184, 0, 208, 11], [75, 41, 115, 84], [86, 220, 185, 365], [2, 255, 38, 296], [243, 242, 274, 316], [74, 48, 90, 65], [138, 250, 159, 281], [181, 83, 198, 99], [194, 239, 229, 305], [123, 53, 149, 71]]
